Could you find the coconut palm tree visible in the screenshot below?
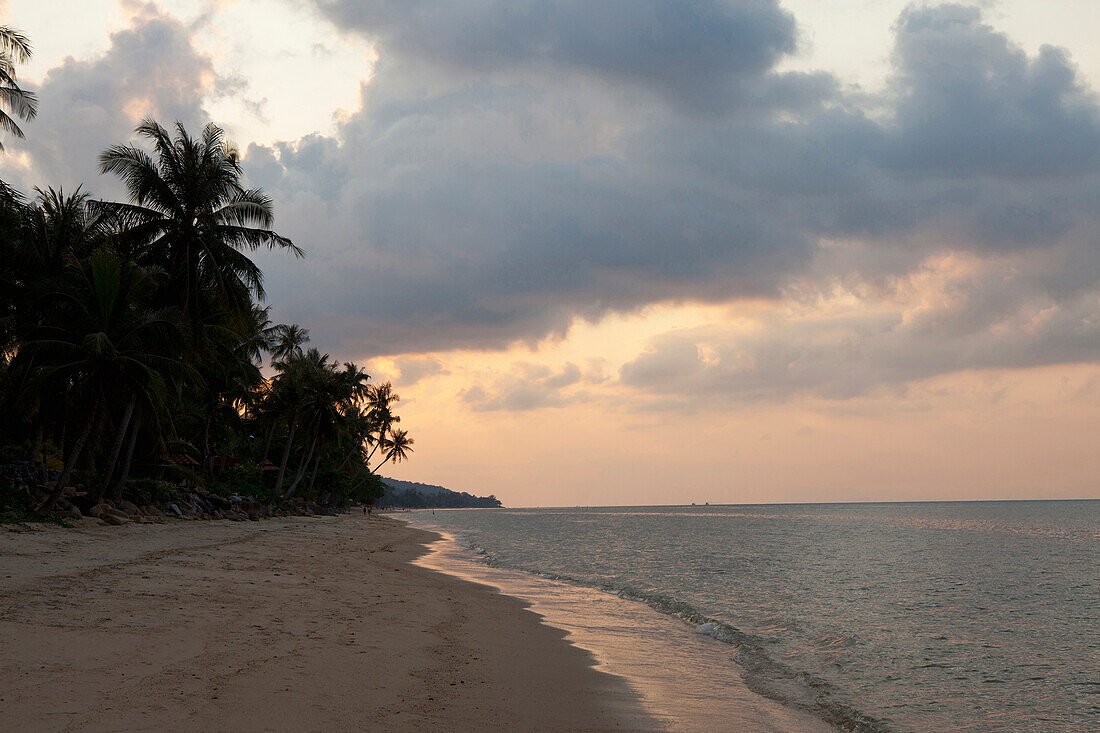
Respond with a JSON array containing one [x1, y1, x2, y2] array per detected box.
[[240, 304, 280, 366], [265, 348, 322, 503], [362, 382, 400, 465], [26, 251, 186, 510], [0, 26, 37, 151], [270, 323, 309, 364], [2, 188, 110, 465], [0, 182, 25, 359], [17, 188, 108, 283], [96, 119, 301, 323], [372, 428, 414, 473]]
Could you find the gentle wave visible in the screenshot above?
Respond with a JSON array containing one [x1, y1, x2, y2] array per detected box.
[[467, 541, 889, 733]]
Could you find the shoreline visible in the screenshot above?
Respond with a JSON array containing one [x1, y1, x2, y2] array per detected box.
[[0, 514, 654, 731], [409, 520, 843, 733]]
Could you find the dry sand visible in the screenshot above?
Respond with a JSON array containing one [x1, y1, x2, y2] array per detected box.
[[0, 514, 654, 732]]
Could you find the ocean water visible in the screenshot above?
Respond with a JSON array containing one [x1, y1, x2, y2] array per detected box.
[[404, 501, 1099, 732]]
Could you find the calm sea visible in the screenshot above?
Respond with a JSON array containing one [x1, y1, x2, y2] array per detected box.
[[405, 501, 1098, 732]]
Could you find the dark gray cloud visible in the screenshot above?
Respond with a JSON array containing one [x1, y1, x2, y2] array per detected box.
[[317, 0, 802, 113], [883, 4, 1100, 176], [243, 2, 1099, 370]]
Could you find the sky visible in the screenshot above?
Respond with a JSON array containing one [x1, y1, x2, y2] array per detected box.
[[2, 0, 1099, 505]]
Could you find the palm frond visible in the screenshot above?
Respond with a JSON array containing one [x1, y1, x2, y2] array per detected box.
[[0, 26, 33, 64]]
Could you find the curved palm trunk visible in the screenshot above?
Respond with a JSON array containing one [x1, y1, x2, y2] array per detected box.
[[267, 416, 297, 505], [337, 435, 362, 471], [364, 428, 386, 465], [279, 437, 317, 505], [95, 395, 135, 503], [371, 451, 394, 475], [111, 413, 142, 502], [305, 449, 322, 497], [39, 401, 98, 513]]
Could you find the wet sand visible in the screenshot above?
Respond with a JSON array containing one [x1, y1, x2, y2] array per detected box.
[[0, 514, 653, 732]]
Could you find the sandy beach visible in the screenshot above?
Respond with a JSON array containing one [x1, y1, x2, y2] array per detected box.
[[0, 514, 653, 732]]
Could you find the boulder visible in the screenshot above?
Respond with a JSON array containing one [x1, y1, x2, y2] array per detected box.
[[102, 506, 130, 521], [86, 503, 112, 518], [140, 505, 165, 518], [57, 505, 83, 521], [117, 500, 141, 516], [101, 513, 127, 526]]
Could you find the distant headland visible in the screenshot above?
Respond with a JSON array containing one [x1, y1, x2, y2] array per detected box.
[[380, 477, 502, 509]]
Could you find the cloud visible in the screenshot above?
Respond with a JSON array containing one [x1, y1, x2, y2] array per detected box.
[[620, 250, 1100, 405], [239, 1, 1100, 382], [8, 3, 215, 194], [392, 355, 447, 386], [462, 361, 585, 411], [882, 4, 1100, 176], [316, 0, 803, 113]]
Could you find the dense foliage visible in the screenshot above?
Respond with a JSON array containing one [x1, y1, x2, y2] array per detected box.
[[0, 28, 412, 517]]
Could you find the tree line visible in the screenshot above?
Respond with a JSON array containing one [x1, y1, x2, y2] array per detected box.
[[0, 26, 412, 516]]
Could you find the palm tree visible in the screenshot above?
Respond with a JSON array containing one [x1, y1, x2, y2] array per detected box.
[[18, 188, 108, 280], [26, 251, 185, 510], [0, 26, 37, 151], [240, 304, 280, 365], [371, 428, 414, 473], [96, 119, 301, 323], [270, 323, 309, 364], [0, 182, 25, 359], [275, 349, 352, 504], [363, 382, 400, 466], [264, 348, 318, 503], [2, 188, 110, 465]]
